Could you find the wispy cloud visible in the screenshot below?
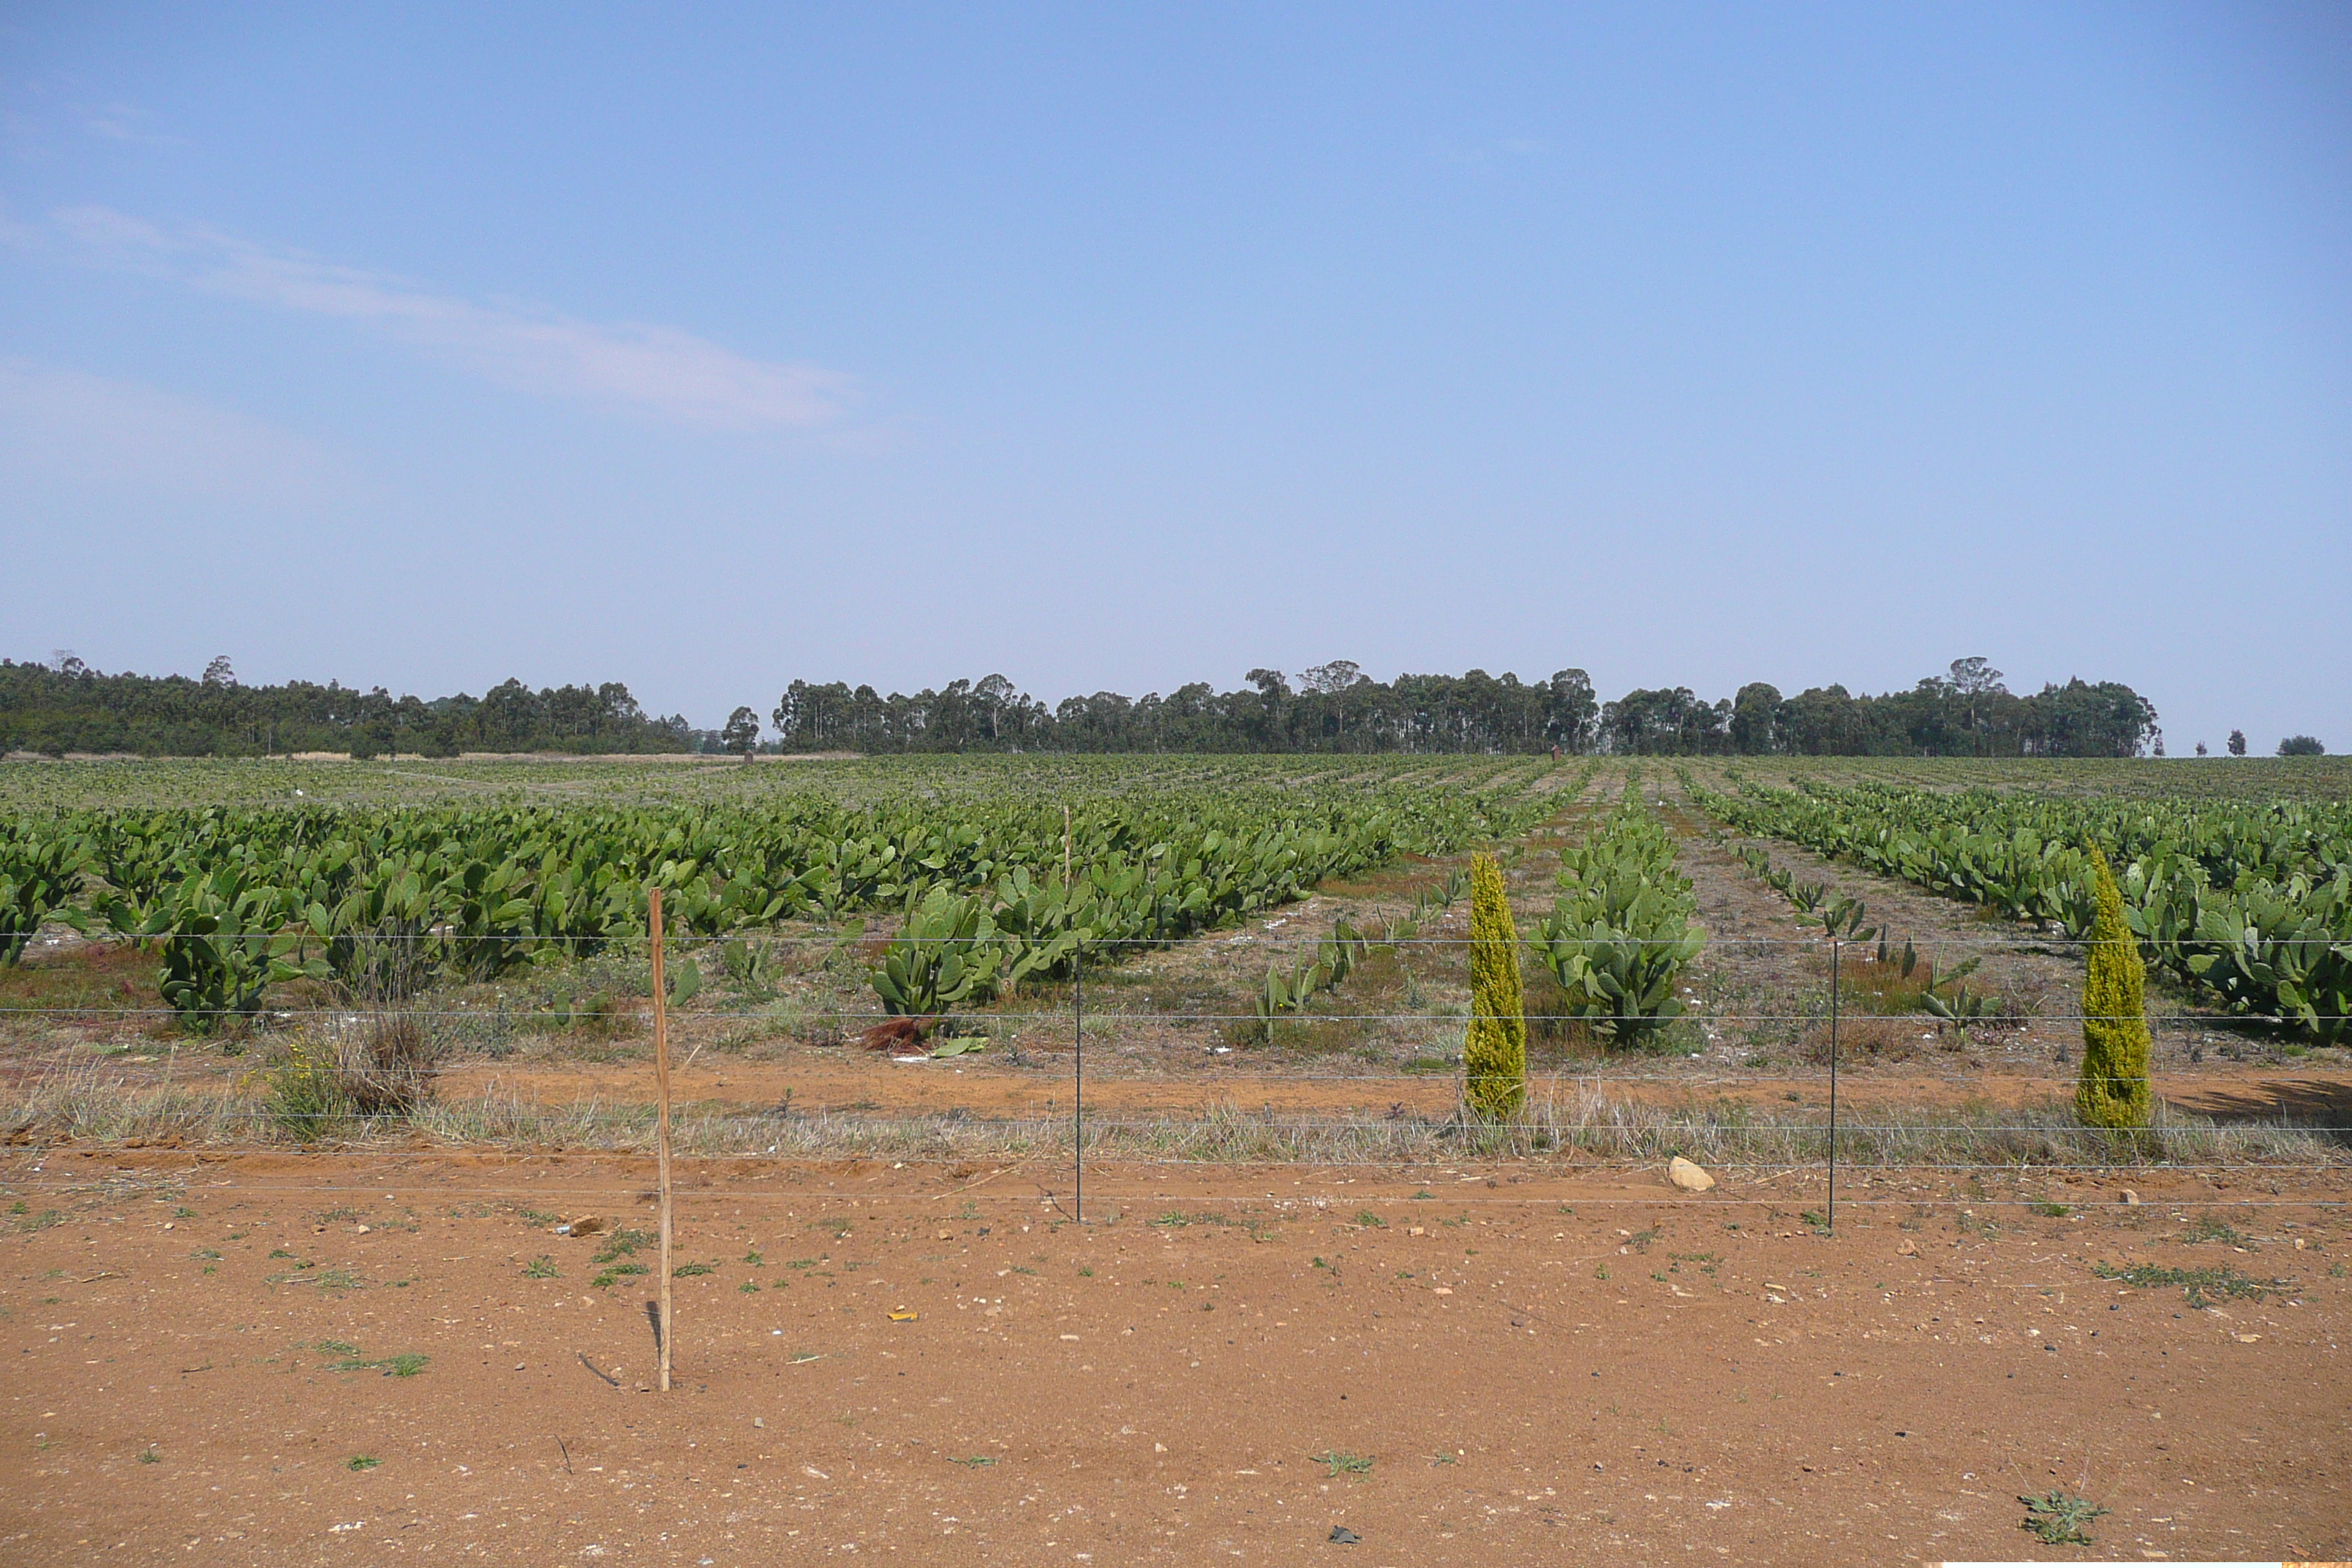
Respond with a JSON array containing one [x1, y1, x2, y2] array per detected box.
[[32, 206, 847, 430], [0, 358, 342, 505]]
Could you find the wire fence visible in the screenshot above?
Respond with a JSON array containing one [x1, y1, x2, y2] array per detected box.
[[4, 924, 2345, 1223]]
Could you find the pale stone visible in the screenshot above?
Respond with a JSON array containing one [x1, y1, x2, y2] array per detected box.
[[1667, 1156, 1716, 1192]]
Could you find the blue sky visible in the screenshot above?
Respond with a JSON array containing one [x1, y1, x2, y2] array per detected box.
[[2, 2, 2345, 751]]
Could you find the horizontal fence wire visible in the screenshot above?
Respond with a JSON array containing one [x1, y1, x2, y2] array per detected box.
[[8, 917, 2342, 1199], [0, 1006, 2331, 1024], [8, 932, 2276, 946]]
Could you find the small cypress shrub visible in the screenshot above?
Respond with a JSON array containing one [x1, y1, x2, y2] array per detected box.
[[2075, 845, 2152, 1130], [1463, 851, 1527, 1119]]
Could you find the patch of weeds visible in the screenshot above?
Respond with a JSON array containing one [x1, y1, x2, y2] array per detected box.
[[1595, 1263, 1610, 1281], [2031, 1202, 2070, 1218], [137, 1447, 160, 1464], [592, 1228, 655, 1265], [590, 1263, 650, 1289], [2019, 1490, 2108, 1545], [673, 1262, 719, 1278], [171, 1206, 196, 1219], [1312, 1450, 1373, 1480], [948, 1455, 997, 1468], [738, 1281, 761, 1293], [268, 1248, 297, 1259], [1011, 1265, 1037, 1276], [1650, 1271, 1667, 1283], [1429, 1451, 1457, 1466], [191, 1248, 223, 1262], [346, 1455, 381, 1471], [1410, 1190, 1434, 1200], [518, 1209, 562, 1227], [1354, 1210, 1386, 1229], [316, 1340, 362, 1357], [14, 1209, 67, 1234], [1800, 1211, 1831, 1235], [1626, 1227, 1660, 1252], [743, 1250, 764, 1267], [522, 1256, 559, 1280], [1311, 1256, 1330, 1270], [2179, 1214, 2246, 1246], [2092, 1261, 2282, 1307], [324, 1349, 429, 1378], [1077, 1267, 1094, 1278]]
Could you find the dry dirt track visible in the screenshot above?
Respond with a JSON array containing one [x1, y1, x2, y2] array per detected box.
[[3, 1150, 2345, 1565]]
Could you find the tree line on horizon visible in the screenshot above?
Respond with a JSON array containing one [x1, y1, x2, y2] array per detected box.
[[755, 657, 2166, 758], [1, 652, 2176, 761], [0, 655, 693, 758]]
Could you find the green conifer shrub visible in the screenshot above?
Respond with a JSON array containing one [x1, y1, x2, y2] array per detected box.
[[2076, 845, 2152, 1130], [1464, 851, 1527, 1118]]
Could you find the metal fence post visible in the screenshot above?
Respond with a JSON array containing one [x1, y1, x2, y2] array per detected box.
[[1074, 938, 1085, 1224], [1828, 934, 1839, 1235]]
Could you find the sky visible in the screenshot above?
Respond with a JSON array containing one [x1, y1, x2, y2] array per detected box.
[[1, 3, 2346, 753]]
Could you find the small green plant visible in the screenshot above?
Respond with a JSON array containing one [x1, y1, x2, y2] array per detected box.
[[1594, 1263, 1610, 1281], [2019, 1490, 2108, 1546], [137, 1447, 160, 1464], [591, 1262, 650, 1289], [1078, 1266, 1094, 1277], [1626, 1227, 1659, 1252], [1355, 1210, 1386, 1229], [592, 1228, 654, 1264], [738, 1281, 761, 1293], [1800, 1210, 1830, 1235], [2179, 1214, 2245, 1245], [1312, 1450, 1373, 1480], [522, 1256, 559, 1279], [346, 1455, 381, 1471], [673, 1262, 717, 1278], [323, 1347, 429, 1377], [2031, 1202, 2070, 1218], [263, 1037, 347, 1142], [2093, 1261, 2279, 1307], [949, 1455, 997, 1467]]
